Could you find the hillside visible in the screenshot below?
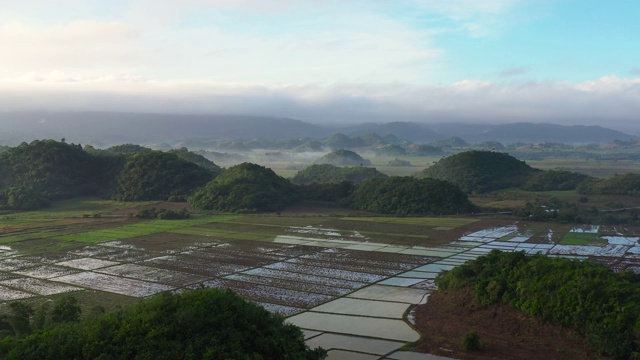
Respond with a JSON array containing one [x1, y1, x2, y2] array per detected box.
[[418, 150, 539, 193], [314, 149, 372, 167], [0, 112, 633, 146], [291, 164, 387, 185]]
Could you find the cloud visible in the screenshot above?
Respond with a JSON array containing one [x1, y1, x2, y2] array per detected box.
[[631, 68, 640, 76], [1, 74, 639, 132]]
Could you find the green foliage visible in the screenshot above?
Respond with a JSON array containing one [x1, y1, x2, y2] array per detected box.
[[299, 181, 355, 203], [407, 144, 444, 156], [349, 176, 475, 216], [100, 144, 153, 155], [0, 140, 112, 209], [314, 149, 372, 167], [578, 173, 640, 196], [460, 331, 483, 351], [189, 163, 299, 213], [0, 289, 326, 360], [136, 207, 191, 220], [522, 170, 591, 191], [437, 250, 640, 359], [418, 150, 538, 193], [168, 147, 222, 173], [291, 164, 387, 185], [113, 151, 215, 201]]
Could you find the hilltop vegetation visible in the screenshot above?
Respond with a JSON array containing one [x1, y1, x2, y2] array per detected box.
[[314, 149, 371, 167], [291, 164, 386, 185], [113, 151, 216, 202], [437, 250, 640, 359], [0, 140, 112, 210], [578, 173, 640, 196], [418, 150, 539, 193], [189, 163, 299, 213], [0, 288, 326, 360], [521, 170, 592, 191], [350, 177, 475, 216], [0, 140, 221, 210]]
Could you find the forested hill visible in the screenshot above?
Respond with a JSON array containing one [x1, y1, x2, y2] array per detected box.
[[0, 112, 633, 146], [418, 150, 539, 193], [0, 140, 219, 210], [0, 112, 330, 145]]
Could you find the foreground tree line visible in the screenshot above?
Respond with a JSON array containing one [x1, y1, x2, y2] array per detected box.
[[437, 250, 640, 359], [1, 140, 639, 217], [0, 289, 326, 360]]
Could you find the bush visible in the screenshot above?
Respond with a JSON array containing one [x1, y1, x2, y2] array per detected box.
[[461, 331, 483, 351]]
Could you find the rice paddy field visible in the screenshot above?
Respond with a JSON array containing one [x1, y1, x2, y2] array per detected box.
[[2, 197, 640, 358]]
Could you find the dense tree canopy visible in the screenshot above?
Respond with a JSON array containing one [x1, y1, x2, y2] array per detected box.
[[189, 162, 299, 213], [350, 176, 475, 215], [521, 170, 591, 191], [113, 151, 216, 201], [418, 150, 539, 193], [437, 250, 640, 359], [314, 149, 371, 167], [0, 140, 111, 209], [291, 164, 387, 185], [0, 289, 326, 360], [168, 147, 222, 173], [578, 173, 640, 196]]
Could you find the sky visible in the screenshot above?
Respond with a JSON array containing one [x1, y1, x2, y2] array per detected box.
[[0, 0, 639, 131]]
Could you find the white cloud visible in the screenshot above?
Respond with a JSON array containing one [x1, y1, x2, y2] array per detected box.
[[1, 74, 639, 131]]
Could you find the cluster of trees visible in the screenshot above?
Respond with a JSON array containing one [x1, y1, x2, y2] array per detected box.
[[189, 163, 299, 213], [290, 164, 386, 185], [521, 170, 591, 191], [437, 250, 640, 359], [418, 150, 539, 194], [314, 149, 371, 167], [0, 140, 220, 210], [350, 177, 475, 216], [578, 173, 640, 196], [135, 207, 191, 220], [0, 289, 326, 360], [0, 295, 84, 339]]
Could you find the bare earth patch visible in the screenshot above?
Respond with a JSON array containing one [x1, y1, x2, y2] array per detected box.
[[412, 287, 609, 360]]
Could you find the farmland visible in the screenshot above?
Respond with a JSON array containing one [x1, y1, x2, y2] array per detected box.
[[1, 198, 640, 358]]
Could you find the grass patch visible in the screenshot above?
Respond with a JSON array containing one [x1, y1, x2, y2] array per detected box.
[[560, 232, 607, 245], [53, 216, 236, 245]]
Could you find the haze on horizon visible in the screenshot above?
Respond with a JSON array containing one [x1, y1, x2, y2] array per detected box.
[[0, 0, 639, 132]]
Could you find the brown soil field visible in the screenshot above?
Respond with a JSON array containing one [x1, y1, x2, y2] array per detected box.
[[413, 287, 608, 360]]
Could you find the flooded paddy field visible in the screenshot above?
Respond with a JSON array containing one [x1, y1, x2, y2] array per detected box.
[[2, 199, 640, 358]]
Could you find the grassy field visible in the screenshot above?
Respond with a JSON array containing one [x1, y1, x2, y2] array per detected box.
[[560, 232, 607, 245]]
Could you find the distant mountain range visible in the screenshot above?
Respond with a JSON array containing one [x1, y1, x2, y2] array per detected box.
[[0, 111, 633, 146]]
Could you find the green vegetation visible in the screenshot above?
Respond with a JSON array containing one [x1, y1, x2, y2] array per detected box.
[[168, 147, 222, 173], [350, 176, 475, 216], [578, 173, 640, 196], [560, 231, 605, 245], [135, 207, 191, 220], [0, 140, 111, 210], [460, 331, 483, 351], [291, 164, 386, 185], [418, 150, 539, 193], [190, 163, 299, 213], [0, 288, 326, 360], [113, 151, 216, 202], [522, 170, 591, 191], [437, 250, 640, 359], [314, 149, 371, 167]]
